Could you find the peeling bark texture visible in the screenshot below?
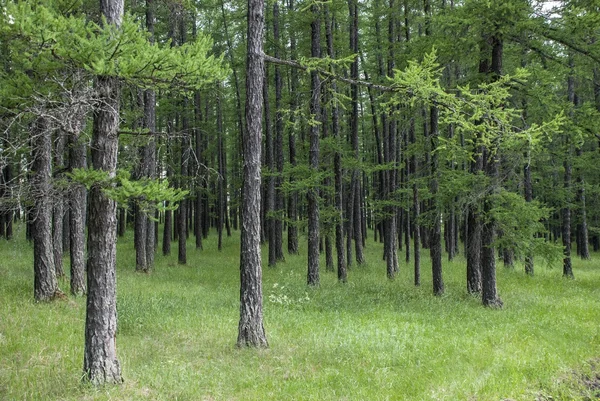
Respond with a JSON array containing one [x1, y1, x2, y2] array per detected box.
[[32, 116, 59, 302], [83, 0, 124, 385], [69, 127, 87, 296], [237, 0, 268, 348]]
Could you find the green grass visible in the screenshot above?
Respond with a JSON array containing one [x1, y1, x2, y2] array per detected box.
[[1, 225, 599, 400]]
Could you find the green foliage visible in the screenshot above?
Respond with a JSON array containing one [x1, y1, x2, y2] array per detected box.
[[490, 190, 562, 265], [0, 2, 227, 104], [68, 168, 188, 215]]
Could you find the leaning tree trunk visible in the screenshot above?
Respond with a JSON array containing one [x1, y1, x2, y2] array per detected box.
[[32, 116, 59, 302], [237, 0, 268, 348], [83, 0, 124, 385]]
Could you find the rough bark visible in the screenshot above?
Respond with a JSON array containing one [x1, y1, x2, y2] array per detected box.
[[480, 35, 503, 307], [348, 0, 364, 265], [194, 91, 204, 250], [286, 0, 299, 255], [53, 130, 66, 278], [237, 0, 268, 348], [69, 123, 87, 296], [324, 4, 347, 282], [84, 77, 122, 386], [32, 116, 59, 302], [83, 0, 124, 385], [429, 106, 444, 296], [306, 4, 321, 287]]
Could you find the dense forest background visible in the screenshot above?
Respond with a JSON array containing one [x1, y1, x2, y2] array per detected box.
[[0, 0, 599, 397]]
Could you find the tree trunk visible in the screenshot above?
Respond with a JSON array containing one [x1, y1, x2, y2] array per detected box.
[[324, 4, 347, 282], [69, 119, 87, 296], [264, 62, 276, 265], [273, 1, 285, 263], [286, 0, 299, 255], [480, 35, 503, 307], [53, 130, 66, 278], [306, 4, 321, 286], [348, 0, 364, 265], [194, 91, 204, 250], [429, 106, 444, 296], [84, 0, 123, 378], [32, 116, 59, 302], [524, 152, 534, 275], [217, 89, 225, 252], [237, 0, 268, 348]]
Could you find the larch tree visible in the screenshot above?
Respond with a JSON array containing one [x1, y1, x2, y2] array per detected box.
[[83, 0, 124, 384], [237, 0, 268, 348]]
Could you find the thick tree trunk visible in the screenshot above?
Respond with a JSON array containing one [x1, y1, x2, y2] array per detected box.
[[238, 0, 268, 348], [83, 0, 124, 385], [32, 116, 59, 302], [84, 65, 123, 388]]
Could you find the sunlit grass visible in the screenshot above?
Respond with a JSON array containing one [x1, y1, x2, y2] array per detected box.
[[1, 224, 599, 400]]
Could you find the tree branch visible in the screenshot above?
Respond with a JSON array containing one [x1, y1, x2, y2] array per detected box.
[[263, 54, 395, 92]]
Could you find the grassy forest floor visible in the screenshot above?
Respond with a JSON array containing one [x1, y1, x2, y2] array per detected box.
[[1, 225, 599, 401]]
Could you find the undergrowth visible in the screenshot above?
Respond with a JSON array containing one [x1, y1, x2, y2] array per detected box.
[[0, 225, 599, 400]]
